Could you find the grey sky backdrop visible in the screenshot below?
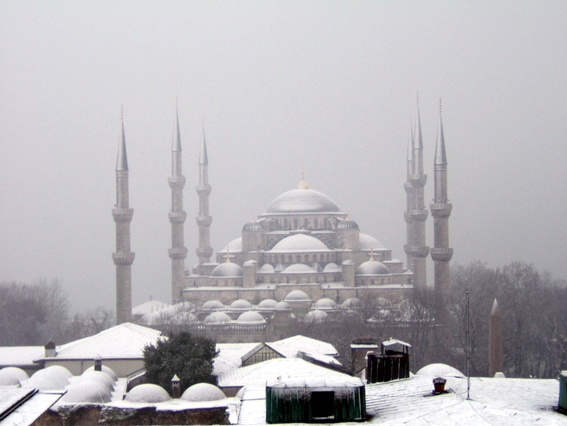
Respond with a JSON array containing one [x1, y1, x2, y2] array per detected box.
[[1, 1, 566, 313]]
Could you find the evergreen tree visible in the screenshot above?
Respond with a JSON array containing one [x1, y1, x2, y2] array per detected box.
[[143, 331, 218, 395]]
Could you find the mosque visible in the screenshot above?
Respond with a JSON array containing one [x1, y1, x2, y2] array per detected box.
[[112, 102, 452, 330]]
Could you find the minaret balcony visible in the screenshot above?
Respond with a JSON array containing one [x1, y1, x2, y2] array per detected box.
[[169, 247, 188, 259], [404, 182, 414, 194], [168, 211, 187, 224], [404, 245, 430, 258], [168, 176, 186, 188], [196, 184, 212, 196], [409, 174, 427, 187], [430, 247, 454, 261], [112, 208, 134, 223], [196, 247, 213, 258], [430, 203, 453, 218], [112, 251, 135, 265], [196, 216, 212, 227], [404, 208, 428, 222]]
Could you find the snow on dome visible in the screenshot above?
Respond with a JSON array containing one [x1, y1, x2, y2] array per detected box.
[[282, 263, 315, 274], [78, 370, 115, 391], [23, 375, 60, 391], [229, 299, 253, 310], [242, 221, 263, 232], [211, 262, 243, 278], [337, 218, 359, 230], [45, 365, 73, 380], [125, 383, 172, 403], [417, 363, 465, 378], [323, 262, 341, 273], [258, 263, 275, 273], [359, 233, 385, 250], [222, 237, 242, 253], [342, 298, 362, 308], [314, 298, 337, 310], [263, 187, 342, 215], [304, 310, 329, 323], [274, 301, 292, 311], [258, 299, 278, 309], [243, 259, 258, 267], [84, 365, 118, 381], [204, 312, 232, 324], [30, 368, 69, 390], [181, 383, 226, 402], [271, 234, 329, 252], [63, 380, 111, 403], [235, 311, 266, 324], [284, 290, 311, 302], [355, 260, 390, 275], [0, 367, 28, 386], [202, 300, 225, 311]]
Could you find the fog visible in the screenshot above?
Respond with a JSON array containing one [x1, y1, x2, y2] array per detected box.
[[1, 1, 566, 312]]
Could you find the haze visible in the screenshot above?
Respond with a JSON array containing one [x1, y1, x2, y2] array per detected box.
[[1, 1, 566, 312]]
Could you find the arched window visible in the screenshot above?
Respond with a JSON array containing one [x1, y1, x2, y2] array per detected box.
[[314, 218, 318, 228]]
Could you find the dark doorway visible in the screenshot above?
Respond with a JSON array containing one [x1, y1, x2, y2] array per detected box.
[[311, 391, 334, 419]]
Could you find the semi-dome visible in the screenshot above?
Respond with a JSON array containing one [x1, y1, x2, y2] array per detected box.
[[126, 383, 172, 403], [83, 365, 118, 381], [258, 299, 278, 309], [337, 218, 359, 230], [0, 367, 28, 386], [181, 383, 226, 402], [355, 260, 390, 275], [274, 301, 292, 311], [242, 221, 263, 232], [221, 237, 242, 253], [323, 262, 341, 273], [304, 309, 329, 323], [282, 263, 315, 274], [258, 263, 275, 273], [62, 380, 111, 403], [314, 298, 337, 310], [202, 300, 225, 311], [235, 311, 266, 324], [229, 299, 253, 311], [359, 233, 385, 250], [204, 312, 232, 324], [211, 262, 243, 278], [263, 187, 342, 215], [271, 234, 329, 252], [284, 290, 311, 302]]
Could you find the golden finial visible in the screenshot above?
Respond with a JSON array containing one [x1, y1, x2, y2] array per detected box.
[[370, 246, 375, 261], [121, 105, 123, 121], [297, 163, 309, 189], [225, 247, 230, 263]]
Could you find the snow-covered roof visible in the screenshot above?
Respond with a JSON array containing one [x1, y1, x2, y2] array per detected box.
[[0, 388, 64, 425], [0, 346, 44, 367], [217, 358, 351, 388], [40, 323, 162, 361], [132, 300, 171, 316], [267, 335, 339, 358], [267, 376, 362, 388], [214, 343, 259, 376], [382, 338, 411, 348]]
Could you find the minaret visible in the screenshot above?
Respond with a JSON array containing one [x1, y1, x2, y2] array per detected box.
[[404, 128, 415, 271], [196, 125, 213, 265], [112, 109, 135, 324], [488, 299, 504, 376], [430, 100, 453, 328], [168, 104, 188, 303], [404, 97, 429, 288]]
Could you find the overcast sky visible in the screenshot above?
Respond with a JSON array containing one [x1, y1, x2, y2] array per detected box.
[[1, 1, 566, 313]]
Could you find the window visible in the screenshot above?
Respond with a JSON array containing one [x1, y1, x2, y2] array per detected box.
[[311, 391, 334, 419]]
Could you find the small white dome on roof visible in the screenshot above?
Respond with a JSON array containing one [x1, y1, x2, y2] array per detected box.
[[78, 370, 115, 391], [0, 367, 28, 386], [355, 260, 390, 275], [323, 262, 341, 273], [342, 260, 354, 266], [181, 383, 226, 402], [211, 262, 243, 278], [230, 299, 253, 310], [222, 237, 242, 253], [271, 234, 329, 252], [258, 263, 275, 273], [126, 383, 172, 403], [63, 380, 111, 403], [243, 259, 258, 267], [342, 298, 362, 308], [282, 263, 315, 274], [30, 368, 69, 390], [274, 301, 292, 311], [258, 299, 278, 309], [284, 290, 311, 302], [417, 363, 464, 378], [236, 311, 266, 324], [45, 365, 72, 380], [204, 312, 232, 324], [23, 375, 60, 391], [314, 298, 337, 310], [304, 310, 329, 323], [202, 300, 224, 310], [359, 233, 385, 250], [83, 365, 118, 381]]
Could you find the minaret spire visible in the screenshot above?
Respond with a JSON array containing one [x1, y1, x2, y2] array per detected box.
[[168, 102, 188, 303], [196, 124, 213, 265], [112, 109, 135, 324]]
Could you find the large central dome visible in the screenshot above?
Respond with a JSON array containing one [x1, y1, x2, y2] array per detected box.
[[263, 187, 342, 215]]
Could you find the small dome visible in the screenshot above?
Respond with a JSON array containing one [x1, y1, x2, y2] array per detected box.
[[282, 263, 315, 274], [0, 367, 28, 386], [342, 260, 354, 266], [181, 383, 226, 402], [314, 298, 337, 310], [284, 290, 311, 302], [337, 218, 359, 230], [126, 384, 172, 403], [230, 299, 253, 311], [235, 311, 266, 324], [63, 380, 111, 403], [323, 262, 341, 273], [258, 263, 275, 273], [355, 260, 390, 275], [263, 188, 342, 215], [202, 300, 225, 311], [359, 233, 385, 250], [304, 310, 329, 323], [243, 259, 258, 267], [30, 368, 69, 390], [204, 312, 232, 324], [258, 299, 278, 309], [417, 363, 465, 378], [222, 237, 242, 253], [243, 221, 263, 232], [274, 301, 292, 311], [211, 262, 243, 278], [45, 365, 73, 380], [78, 371, 115, 391], [83, 365, 118, 381], [342, 298, 362, 308], [271, 234, 329, 252], [23, 375, 60, 391]]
